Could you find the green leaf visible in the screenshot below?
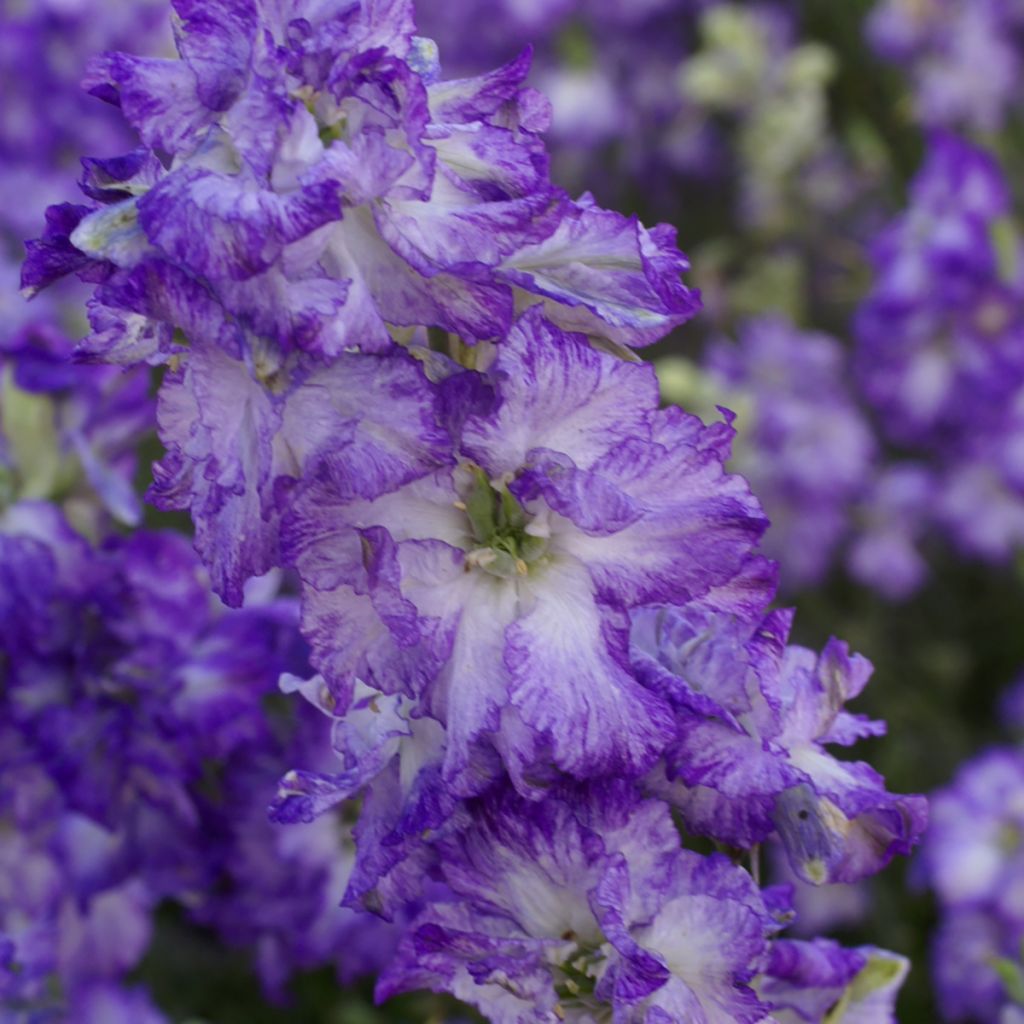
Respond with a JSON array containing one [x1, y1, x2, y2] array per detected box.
[[992, 956, 1024, 1007]]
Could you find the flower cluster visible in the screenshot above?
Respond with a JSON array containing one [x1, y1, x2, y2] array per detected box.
[[377, 782, 911, 1024], [0, 497, 397, 1018], [681, 316, 877, 589], [21, 0, 696, 604], [664, 129, 1024, 600], [855, 132, 1024, 572], [658, 313, 941, 598], [16, 0, 926, 1020], [918, 746, 1024, 1023], [868, 0, 1024, 132]]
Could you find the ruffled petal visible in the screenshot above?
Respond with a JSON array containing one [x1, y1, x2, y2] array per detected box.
[[499, 196, 700, 348], [506, 559, 676, 779]]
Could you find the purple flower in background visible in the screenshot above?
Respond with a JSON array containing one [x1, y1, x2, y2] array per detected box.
[[632, 603, 927, 884], [932, 908, 1019, 1024], [194, 704, 401, 999], [0, 506, 181, 1012], [704, 316, 876, 589], [856, 132, 1024, 567], [0, 0, 166, 537], [856, 133, 1017, 446], [0, 326, 153, 526], [920, 748, 1024, 915], [0, 0, 169, 237], [847, 464, 936, 601], [0, 499, 361, 1010], [0, 501, 300, 865], [0, 1, 168, 160], [414, 0, 571, 72], [0, 0, 170, 400], [935, 421, 1024, 564], [920, 747, 1024, 1022], [868, 0, 1024, 132]]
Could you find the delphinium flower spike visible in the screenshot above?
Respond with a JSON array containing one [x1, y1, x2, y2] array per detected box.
[[19, 2, 926, 1022]]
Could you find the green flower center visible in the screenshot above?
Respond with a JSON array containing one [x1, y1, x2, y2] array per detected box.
[[999, 822, 1023, 855], [459, 465, 549, 579], [551, 943, 612, 1023]]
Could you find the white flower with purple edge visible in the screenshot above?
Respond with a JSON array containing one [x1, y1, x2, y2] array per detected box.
[[283, 307, 769, 792]]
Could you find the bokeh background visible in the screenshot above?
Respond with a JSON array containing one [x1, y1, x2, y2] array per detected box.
[[4, 0, 1024, 1021]]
